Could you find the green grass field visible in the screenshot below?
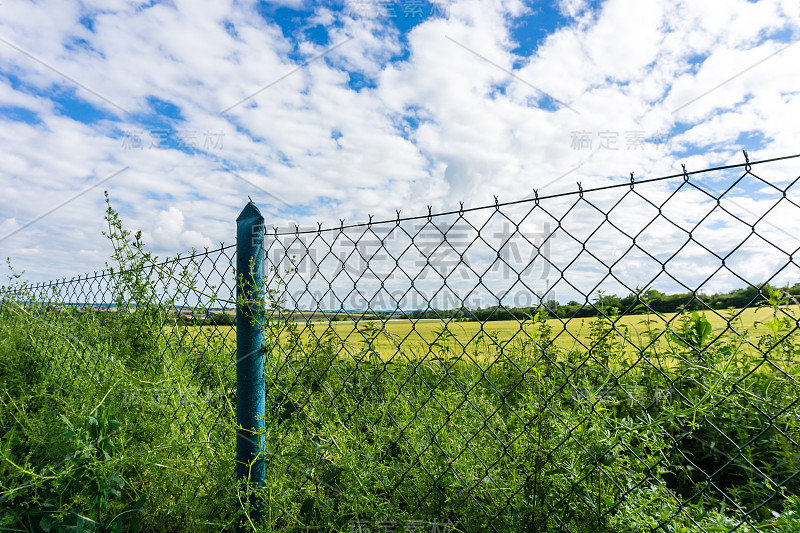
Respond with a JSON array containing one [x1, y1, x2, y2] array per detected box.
[[226, 303, 800, 363]]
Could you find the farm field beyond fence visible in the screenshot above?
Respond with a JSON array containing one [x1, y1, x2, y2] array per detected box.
[[276, 303, 800, 361], [195, 303, 800, 364], [3, 155, 800, 532]]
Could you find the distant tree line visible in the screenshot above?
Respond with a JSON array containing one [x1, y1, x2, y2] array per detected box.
[[183, 311, 234, 326], [158, 282, 800, 326], [407, 282, 800, 322]]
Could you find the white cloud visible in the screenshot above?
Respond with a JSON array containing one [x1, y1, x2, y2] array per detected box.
[[558, 0, 588, 19], [0, 0, 798, 298], [146, 206, 213, 252]]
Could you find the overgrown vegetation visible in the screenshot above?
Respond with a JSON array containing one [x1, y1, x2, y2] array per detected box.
[[1, 197, 799, 532], [261, 299, 800, 531], [0, 195, 240, 531]]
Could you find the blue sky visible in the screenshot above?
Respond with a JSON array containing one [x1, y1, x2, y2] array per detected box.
[[0, 0, 799, 287]]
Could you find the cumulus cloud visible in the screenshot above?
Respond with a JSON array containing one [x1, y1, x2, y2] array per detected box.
[[558, 0, 588, 19], [0, 0, 798, 290]]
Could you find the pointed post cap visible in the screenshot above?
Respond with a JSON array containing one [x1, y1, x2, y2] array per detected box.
[[237, 201, 263, 222]]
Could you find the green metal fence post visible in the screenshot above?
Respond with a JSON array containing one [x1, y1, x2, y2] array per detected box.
[[236, 201, 265, 525]]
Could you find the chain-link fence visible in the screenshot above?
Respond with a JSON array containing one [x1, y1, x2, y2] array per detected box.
[[0, 242, 241, 529], [2, 152, 800, 532], [261, 152, 800, 532]]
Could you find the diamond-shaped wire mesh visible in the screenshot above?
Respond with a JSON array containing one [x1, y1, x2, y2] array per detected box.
[[2, 155, 799, 532], [0, 245, 239, 529], [261, 156, 800, 532]]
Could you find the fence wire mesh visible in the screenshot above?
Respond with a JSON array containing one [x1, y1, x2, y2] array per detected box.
[[0, 245, 240, 529], [261, 154, 800, 532], [1, 153, 799, 532]]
